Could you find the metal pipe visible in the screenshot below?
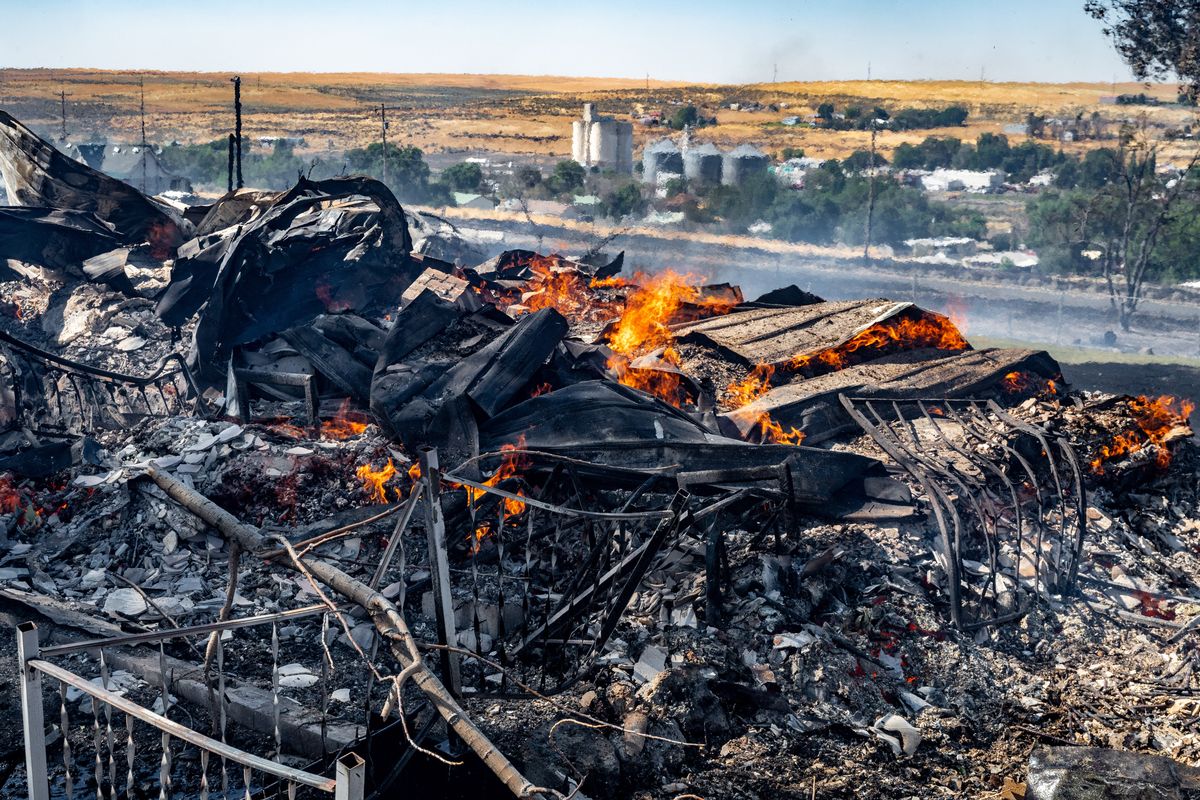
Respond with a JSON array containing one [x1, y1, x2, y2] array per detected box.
[[40, 605, 329, 658]]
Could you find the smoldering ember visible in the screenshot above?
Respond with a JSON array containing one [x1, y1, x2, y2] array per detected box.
[[0, 100, 1197, 800]]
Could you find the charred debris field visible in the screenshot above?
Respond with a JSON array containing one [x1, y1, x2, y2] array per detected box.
[[0, 107, 1198, 800]]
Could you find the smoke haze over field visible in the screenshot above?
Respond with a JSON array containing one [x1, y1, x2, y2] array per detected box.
[[2, 0, 1136, 84]]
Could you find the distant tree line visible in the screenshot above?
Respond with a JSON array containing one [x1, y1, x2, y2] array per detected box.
[[890, 133, 1067, 182], [814, 102, 969, 131], [664, 162, 985, 247], [159, 139, 323, 192]]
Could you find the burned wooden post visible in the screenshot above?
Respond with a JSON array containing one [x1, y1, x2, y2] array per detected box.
[[231, 76, 243, 189], [379, 103, 388, 187], [227, 134, 235, 193], [419, 447, 462, 698], [58, 89, 67, 143]]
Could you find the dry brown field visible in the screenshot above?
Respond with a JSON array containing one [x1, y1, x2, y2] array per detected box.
[[1, 69, 1196, 162]]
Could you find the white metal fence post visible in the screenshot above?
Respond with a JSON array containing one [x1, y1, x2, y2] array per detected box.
[[333, 753, 364, 800], [17, 622, 50, 800]]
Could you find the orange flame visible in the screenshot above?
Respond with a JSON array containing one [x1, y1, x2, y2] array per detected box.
[[0, 475, 24, 515], [726, 363, 776, 408], [754, 413, 807, 445], [608, 347, 692, 408], [356, 459, 399, 503], [462, 435, 529, 516], [530, 382, 553, 399], [469, 521, 492, 555], [604, 271, 735, 406], [728, 408, 806, 445], [788, 311, 969, 376], [1001, 371, 1030, 393], [321, 399, 369, 440], [495, 255, 626, 323], [1090, 395, 1194, 474]]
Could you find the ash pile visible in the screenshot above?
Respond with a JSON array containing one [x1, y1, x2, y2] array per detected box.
[[1, 109, 1199, 800]]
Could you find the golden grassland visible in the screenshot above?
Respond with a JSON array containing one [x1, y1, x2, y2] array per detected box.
[[2, 69, 1197, 162]]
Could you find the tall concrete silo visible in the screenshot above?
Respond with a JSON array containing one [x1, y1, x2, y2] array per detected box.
[[642, 139, 682, 185], [722, 144, 771, 186], [571, 103, 634, 174], [683, 141, 723, 186]]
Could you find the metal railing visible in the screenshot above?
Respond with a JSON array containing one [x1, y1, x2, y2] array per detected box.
[[838, 394, 1087, 630], [411, 446, 696, 698], [0, 328, 205, 435], [16, 620, 364, 800]]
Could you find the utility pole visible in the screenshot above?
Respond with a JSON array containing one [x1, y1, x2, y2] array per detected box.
[[139, 76, 147, 193], [863, 121, 878, 263], [58, 88, 68, 142], [379, 103, 388, 186], [232, 77, 244, 190], [867, 62, 871, 81], [773, 63, 778, 83]]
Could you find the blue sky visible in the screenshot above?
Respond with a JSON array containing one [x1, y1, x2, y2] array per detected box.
[[1, 0, 1137, 84]]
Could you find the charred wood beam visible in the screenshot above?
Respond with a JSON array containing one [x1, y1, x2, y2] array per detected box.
[[230, 368, 319, 425], [143, 465, 550, 800]]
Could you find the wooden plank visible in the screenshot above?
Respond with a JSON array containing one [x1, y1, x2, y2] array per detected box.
[[721, 347, 1062, 444], [282, 325, 373, 401], [674, 299, 895, 367]]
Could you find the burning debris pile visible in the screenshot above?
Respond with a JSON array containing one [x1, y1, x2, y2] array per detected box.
[[0, 111, 1198, 800]]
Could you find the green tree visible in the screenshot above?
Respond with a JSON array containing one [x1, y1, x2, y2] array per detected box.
[[344, 142, 437, 202], [667, 105, 700, 130], [243, 139, 305, 190], [1086, 1, 1200, 98], [442, 161, 484, 193], [1027, 139, 1200, 329], [842, 149, 889, 173], [663, 176, 688, 198], [158, 139, 230, 189], [602, 183, 647, 219], [547, 160, 586, 194], [816, 102, 835, 121]]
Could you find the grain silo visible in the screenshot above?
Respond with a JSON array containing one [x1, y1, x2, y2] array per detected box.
[[642, 139, 683, 185], [571, 104, 634, 174], [683, 141, 723, 186], [722, 144, 771, 186]]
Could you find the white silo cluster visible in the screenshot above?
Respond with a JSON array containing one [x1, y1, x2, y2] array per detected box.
[[642, 136, 770, 191], [571, 104, 634, 174]]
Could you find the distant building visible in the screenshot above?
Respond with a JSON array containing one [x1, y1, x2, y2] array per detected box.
[[774, 156, 826, 188], [75, 143, 192, 195], [722, 144, 770, 187], [642, 138, 683, 187], [904, 236, 978, 258], [500, 198, 582, 219], [572, 104, 634, 174], [452, 192, 497, 210], [918, 169, 1003, 194]]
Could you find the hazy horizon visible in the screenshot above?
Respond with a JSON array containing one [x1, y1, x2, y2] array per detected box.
[[1, 0, 1142, 85]]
